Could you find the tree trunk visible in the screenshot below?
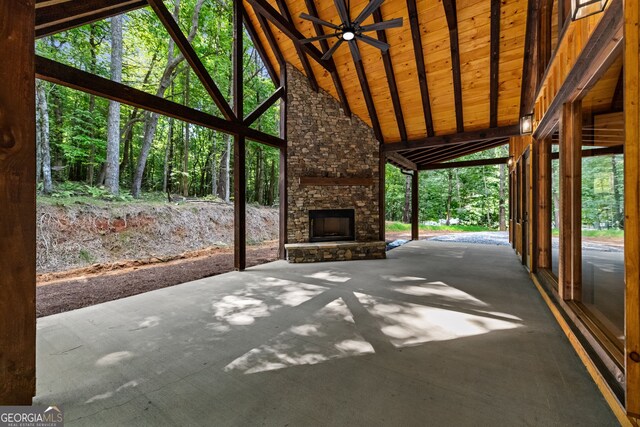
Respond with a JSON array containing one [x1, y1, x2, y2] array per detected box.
[[255, 146, 264, 204], [36, 80, 53, 194], [402, 174, 411, 223], [499, 163, 506, 231], [87, 23, 99, 186], [612, 155, 622, 227], [220, 133, 231, 202], [211, 133, 218, 197], [446, 171, 453, 226], [183, 70, 191, 197], [482, 167, 491, 226], [131, 0, 205, 198], [163, 117, 174, 193], [105, 14, 123, 195]]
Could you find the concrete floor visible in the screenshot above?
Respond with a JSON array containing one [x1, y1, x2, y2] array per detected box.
[[35, 241, 617, 426]]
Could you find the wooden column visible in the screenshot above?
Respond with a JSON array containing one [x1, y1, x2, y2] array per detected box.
[[0, 0, 36, 404], [558, 102, 581, 300], [233, 0, 246, 271], [279, 66, 288, 260], [537, 137, 552, 269], [379, 145, 386, 242], [411, 171, 419, 240], [624, 0, 640, 416]]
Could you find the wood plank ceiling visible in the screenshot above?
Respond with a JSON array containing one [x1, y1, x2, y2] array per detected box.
[[35, 0, 529, 168], [244, 0, 529, 167]]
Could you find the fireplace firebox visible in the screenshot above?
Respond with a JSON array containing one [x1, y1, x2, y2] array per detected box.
[[309, 209, 355, 242]]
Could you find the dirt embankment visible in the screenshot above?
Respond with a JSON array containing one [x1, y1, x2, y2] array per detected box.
[[36, 201, 279, 275]]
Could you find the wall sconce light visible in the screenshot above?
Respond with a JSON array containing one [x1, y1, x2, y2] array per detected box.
[[507, 156, 514, 167], [571, 0, 609, 21], [520, 114, 533, 135]]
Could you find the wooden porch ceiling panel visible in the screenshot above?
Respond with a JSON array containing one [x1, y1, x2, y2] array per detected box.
[[241, 0, 529, 143], [581, 54, 623, 113]]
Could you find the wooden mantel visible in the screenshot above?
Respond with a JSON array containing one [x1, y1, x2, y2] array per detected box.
[[299, 177, 375, 186]]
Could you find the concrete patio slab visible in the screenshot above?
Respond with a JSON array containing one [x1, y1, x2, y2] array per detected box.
[[35, 241, 617, 426]]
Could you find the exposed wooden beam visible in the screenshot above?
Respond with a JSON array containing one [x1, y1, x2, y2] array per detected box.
[[442, 0, 464, 132], [406, 139, 491, 163], [147, 0, 235, 121], [36, 0, 146, 38], [490, 0, 501, 128], [275, 0, 318, 92], [406, 0, 434, 137], [242, 7, 280, 86], [303, 0, 351, 116], [0, 0, 36, 404], [412, 138, 508, 165], [420, 157, 509, 171], [244, 86, 285, 126], [373, 9, 407, 141], [349, 41, 384, 143], [383, 125, 520, 152], [255, 9, 286, 67], [35, 55, 284, 148], [520, 0, 540, 117], [386, 152, 417, 171], [299, 177, 375, 186], [247, 0, 333, 71], [233, 0, 246, 271], [534, 0, 623, 139]]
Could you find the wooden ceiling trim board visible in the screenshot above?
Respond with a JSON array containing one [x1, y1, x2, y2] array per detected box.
[[36, 0, 146, 38], [383, 124, 520, 152], [407, 0, 435, 137], [275, 0, 319, 92], [247, 0, 332, 71], [490, 0, 500, 128], [386, 152, 417, 170], [419, 156, 509, 170], [373, 8, 407, 141], [443, 0, 464, 132], [147, 0, 235, 120], [302, 0, 351, 117], [243, 6, 280, 86]]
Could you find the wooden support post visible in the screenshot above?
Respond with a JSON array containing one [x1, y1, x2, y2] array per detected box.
[[233, 0, 246, 271], [537, 137, 551, 269], [624, 0, 640, 416], [379, 144, 386, 242], [0, 0, 36, 404], [411, 171, 419, 240], [558, 102, 581, 300], [279, 67, 288, 260]]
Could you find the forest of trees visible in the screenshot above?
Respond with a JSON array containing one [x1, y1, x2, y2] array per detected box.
[[385, 146, 510, 229], [35, 0, 280, 204]]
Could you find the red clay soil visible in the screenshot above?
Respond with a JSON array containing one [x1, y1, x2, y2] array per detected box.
[[36, 243, 278, 318]]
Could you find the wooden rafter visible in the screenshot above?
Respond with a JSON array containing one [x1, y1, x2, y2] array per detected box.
[[520, 0, 540, 116], [35, 55, 284, 148], [373, 8, 407, 141], [303, 0, 351, 116], [386, 152, 417, 170], [255, 9, 285, 67], [247, 0, 332, 71], [275, 0, 318, 92], [425, 139, 508, 164], [442, 0, 464, 132], [244, 86, 285, 125], [147, 0, 235, 120], [36, 0, 146, 38], [383, 124, 520, 152], [349, 41, 384, 143], [420, 156, 509, 171], [406, 0, 434, 136], [490, 0, 500, 128], [243, 7, 280, 86]]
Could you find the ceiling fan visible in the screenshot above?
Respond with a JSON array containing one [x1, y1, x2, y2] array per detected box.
[[299, 0, 403, 61]]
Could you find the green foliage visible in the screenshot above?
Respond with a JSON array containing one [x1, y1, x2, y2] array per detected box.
[[49, 182, 133, 202], [385, 222, 492, 232]]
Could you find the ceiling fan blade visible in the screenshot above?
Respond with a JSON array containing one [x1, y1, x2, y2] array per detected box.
[[322, 39, 344, 60], [354, 0, 385, 25], [356, 34, 390, 51], [360, 17, 403, 32], [334, 0, 350, 25], [299, 13, 341, 30], [348, 39, 361, 62], [301, 33, 337, 44]]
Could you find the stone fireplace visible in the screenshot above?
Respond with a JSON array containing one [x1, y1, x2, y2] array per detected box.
[[284, 65, 386, 263]]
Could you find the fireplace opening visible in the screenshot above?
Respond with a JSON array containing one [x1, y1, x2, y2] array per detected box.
[[309, 209, 355, 242]]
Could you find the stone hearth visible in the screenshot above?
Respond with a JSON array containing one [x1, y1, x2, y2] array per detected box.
[[285, 64, 385, 263]]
